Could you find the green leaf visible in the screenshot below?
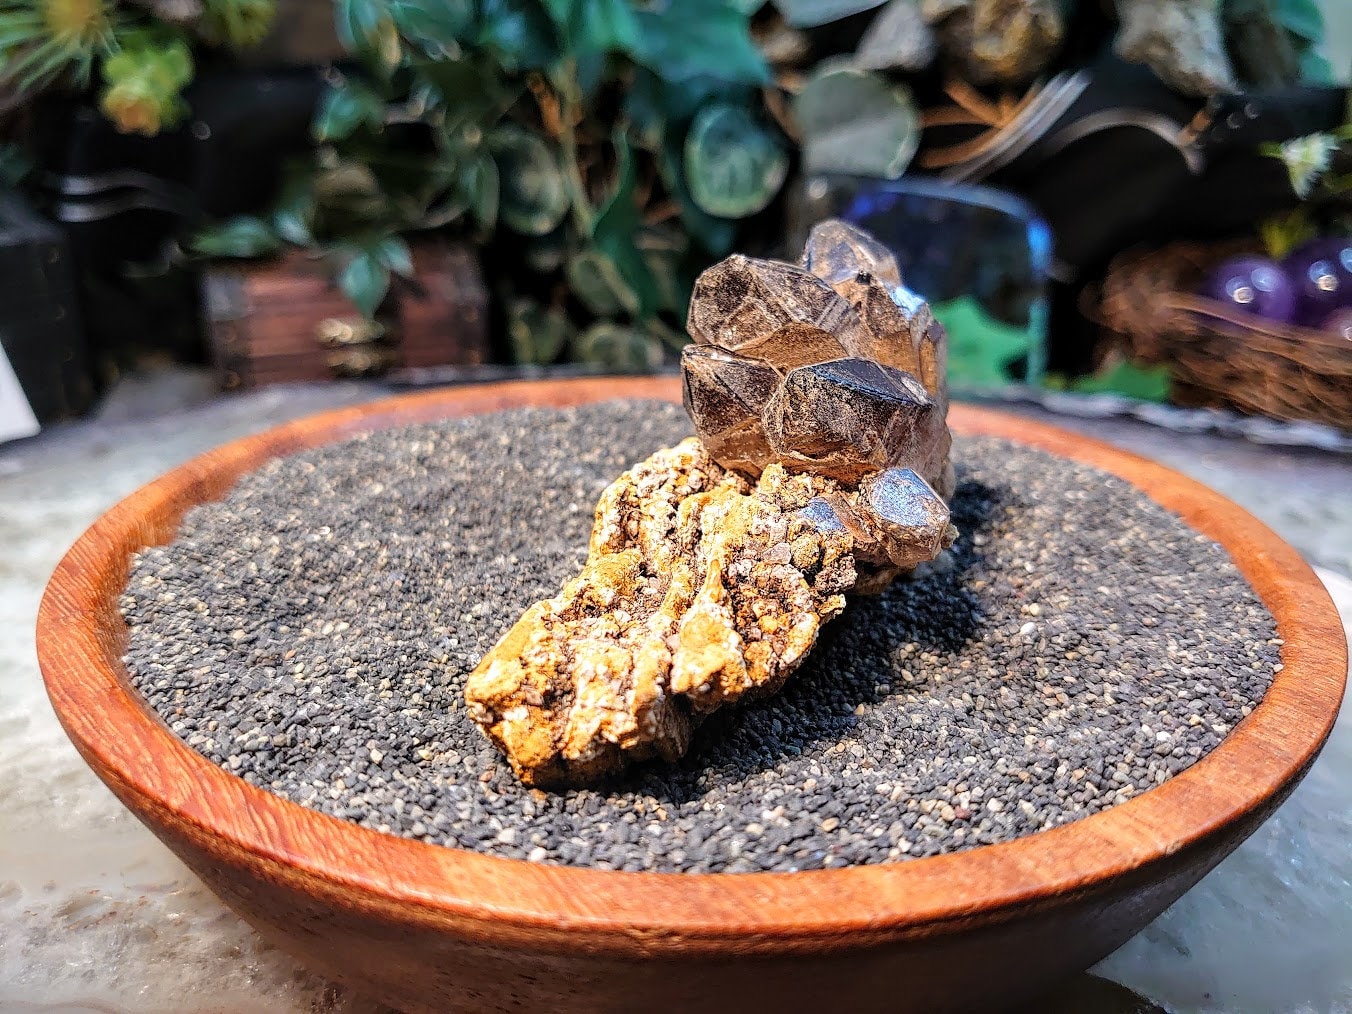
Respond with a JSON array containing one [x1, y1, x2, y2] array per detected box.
[[191, 217, 282, 258], [506, 297, 574, 364], [576, 321, 664, 370], [0, 143, 32, 188], [683, 103, 788, 218], [644, 315, 690, 352], [538, 0, 639, 55], [1071, 360, 1171, 402], [625, 70, 668, 151], [570, 0, 641, 55], [659, 136, 737, 255], [631, 0, 770, 85], [592, 133, 662, 316], [477, 0, 559, 70], [1298, 48, 1336, 85], [930, 295, 1034, 389], [313, 81, 385, 141], [488, 125, 570, 235], [639, 237, 691, 315], [566, 249, 639, 316], [389, 0, 474, 48], [374, 235, 414, 277], [271, 175, 317, 245], [1272, 0, 1323, 41], [464, 152, 500, 231], [339, 249, 391, 317], [537, 0, 571, 24], [1258, 207, 1317, 259], [793, 60, 920, 179], [335, 0, 388, 52], [415, 55, 519, 128], [642, 71, 756, 125], [772, 0, 886, 27]]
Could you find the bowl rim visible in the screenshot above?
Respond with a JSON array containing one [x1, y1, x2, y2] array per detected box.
[[37, 377, 1348, 955]]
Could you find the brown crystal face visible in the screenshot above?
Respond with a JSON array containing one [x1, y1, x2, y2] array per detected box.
[[683, 218, 953, 502], [762, 358, 936, 483], [687, 253, 869, 357]]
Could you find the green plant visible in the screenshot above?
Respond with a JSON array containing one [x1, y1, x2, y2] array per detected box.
[[1256, 94, 1352, 255], [0, 0, 273, 129], [194, 0, 801, 368]]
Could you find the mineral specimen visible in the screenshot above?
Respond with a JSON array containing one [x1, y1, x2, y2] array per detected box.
[[465, 439, 859, 786], [466, 219, 956, 786]]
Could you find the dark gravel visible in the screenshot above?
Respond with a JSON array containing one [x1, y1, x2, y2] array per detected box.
[[121, 400, 1280, 872]]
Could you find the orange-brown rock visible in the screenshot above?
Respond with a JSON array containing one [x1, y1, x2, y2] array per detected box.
[[465, 439, 862, 786]]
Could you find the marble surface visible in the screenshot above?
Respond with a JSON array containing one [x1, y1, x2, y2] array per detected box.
[[2, 374, 1349, 1013]]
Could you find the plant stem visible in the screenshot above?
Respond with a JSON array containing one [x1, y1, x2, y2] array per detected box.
[[553, 58, 594, 236]]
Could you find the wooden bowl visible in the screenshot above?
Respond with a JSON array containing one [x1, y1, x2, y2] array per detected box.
[[38, 378, 1347, 1014]]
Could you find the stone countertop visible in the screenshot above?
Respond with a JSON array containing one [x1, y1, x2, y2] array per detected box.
[[2, 373, 1349, 1013]]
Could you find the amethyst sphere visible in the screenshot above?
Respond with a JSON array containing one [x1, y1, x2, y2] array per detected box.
[[1282, 238, 1352, 327], [1203, 256, 1297, 323]]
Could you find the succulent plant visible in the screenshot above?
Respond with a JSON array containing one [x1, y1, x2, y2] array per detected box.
[[0, 0, 271, 119]]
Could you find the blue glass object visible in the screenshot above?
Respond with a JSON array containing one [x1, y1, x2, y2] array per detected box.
[[791, 175, 1053, 389]]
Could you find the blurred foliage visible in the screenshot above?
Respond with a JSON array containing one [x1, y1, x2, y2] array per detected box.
[[194, 0, 797, 368], [1065, 360, 1171, 402], [3, 0, 1336, 372], [0, 0, 272, 131], [931, 295, 1038, 389], [1223, 0, 1334, 88], [1258, 106, 1352, 254]]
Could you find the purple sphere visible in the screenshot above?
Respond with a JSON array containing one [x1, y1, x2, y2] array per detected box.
[[1282, 238, 1352, 326], [1202, 256, 1297, 323], [1321, 307, 1352, 340]]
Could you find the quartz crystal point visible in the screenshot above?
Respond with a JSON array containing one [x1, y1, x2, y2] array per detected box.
[[466, 219, 956, 786]]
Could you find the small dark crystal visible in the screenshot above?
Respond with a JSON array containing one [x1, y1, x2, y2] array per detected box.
[[856, 467, 956, 569], [763, 358, 935, 483]]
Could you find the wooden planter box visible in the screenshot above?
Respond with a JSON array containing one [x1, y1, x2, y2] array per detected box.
[[204, 242, 488, 389]]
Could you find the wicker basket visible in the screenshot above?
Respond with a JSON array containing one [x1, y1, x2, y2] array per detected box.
[[1100, 242, 1352, 431]]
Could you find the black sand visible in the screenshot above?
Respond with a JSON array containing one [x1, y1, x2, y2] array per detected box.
[[121, 401, 1279, 872]]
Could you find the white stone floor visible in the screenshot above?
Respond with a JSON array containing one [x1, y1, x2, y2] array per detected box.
[[2, 372, 1349, 1013]]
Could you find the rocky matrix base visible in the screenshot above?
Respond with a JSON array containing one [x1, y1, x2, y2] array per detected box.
[[121, 401, 1280, 873]]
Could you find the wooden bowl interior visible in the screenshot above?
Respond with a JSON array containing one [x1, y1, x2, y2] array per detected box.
[[36, 378, 1347, 1002]]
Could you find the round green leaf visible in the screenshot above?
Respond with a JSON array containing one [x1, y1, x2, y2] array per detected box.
[[464, 153, 500, 231], [487, 125, 570, 236], [566, 249, 639, 316], [374, 236, 414, 277], [793, 60, 919, 179], [506, 297, 574, 364], [683, 103, 787, 219], [576, 322, 663, 371]]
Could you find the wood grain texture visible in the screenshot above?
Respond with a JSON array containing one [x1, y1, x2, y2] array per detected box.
[[37, 378, 1348, 1014]]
